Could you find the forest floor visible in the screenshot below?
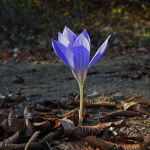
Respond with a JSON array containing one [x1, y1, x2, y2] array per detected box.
[[0, 51, 150, 149]]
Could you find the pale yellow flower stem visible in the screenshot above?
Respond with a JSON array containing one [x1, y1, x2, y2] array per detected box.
[[78, 82, 84, 126]]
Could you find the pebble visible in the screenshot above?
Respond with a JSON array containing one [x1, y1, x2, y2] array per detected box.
[[114, 92, 124, 97], [11, 76, 24, 84], [31, 67, 36, 72], [137, 47, 147, 52], [87, 91, 99, 98]]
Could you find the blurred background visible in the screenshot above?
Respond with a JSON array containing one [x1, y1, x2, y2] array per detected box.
[[0, 0, 150, 63]]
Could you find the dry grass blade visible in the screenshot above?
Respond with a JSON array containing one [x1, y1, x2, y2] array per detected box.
[[98, 110, 143, 122], [24, 131, 40, 150], [25, 119, 36, 137], [0, 131, 20, 149], [64, 125, 105, 138], [40, 128, 63, 144], [119, 130, 144, 142], [84, 101, 116, 109]]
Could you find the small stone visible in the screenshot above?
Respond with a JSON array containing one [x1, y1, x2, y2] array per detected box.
[[142, 127, 146, 130], [87, 91, 99, 98], [114, 92, 124, 97], [137, 47, 147, 52], [31, 67, 36, 72], [11, 76, 24, 84]]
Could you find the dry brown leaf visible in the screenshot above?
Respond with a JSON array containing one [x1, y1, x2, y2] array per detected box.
[[121, 143, 145, 150], [118, 130, 144, 142], [24, 106, 33, 118], [40, 128, 63, 144], [25, 119, 36, 137], [8, 111, 14, 127], [5, 142, 47, 150], [58, 108, 79, 118], [33, 117, 52, 133], [0, 95, 11, 107], [144, 134, 150, 146], [0, 131, 20, 149], [64, 125, 105, 138], [34, 103, 53, 112], [67, 99, 94, 106], [65, 114, 79, 125], [35, 112, 58, 119], [0, 109, 10, 119], [122, 74, 141, 80], [98, 110, 143, 122], [58, 101, 76, 110], [97, 119, 126, 128], [108, 137, 136, 144], [0, 114, 2, 132], [124, 96, 150, 105], [82, 136, 120, 149], [11, 88, 24, 102], [54, 143, 93, 150], [57, 118, 75, 129], [2, 118, 8, 136], [129, 104, 150, 116], [84, 101, 116, 109], [8, 118, 24, 134], [25, 131, 40, 150], [123, 102, 139, 110]]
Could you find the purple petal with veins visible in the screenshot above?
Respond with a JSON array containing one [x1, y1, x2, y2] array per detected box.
[[52, 39, 77, 70], [63, 26, 77, 46], [52, 26, 111, 84], [82, 29, 90, 43], [88, 35, 111, 69], [58, 32, 70, 47]]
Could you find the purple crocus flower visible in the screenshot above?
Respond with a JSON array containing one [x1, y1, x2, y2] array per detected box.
[[52, 26, 111, 125]]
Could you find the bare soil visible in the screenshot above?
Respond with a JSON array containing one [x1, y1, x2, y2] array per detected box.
[[1, 54, 150, 137]]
